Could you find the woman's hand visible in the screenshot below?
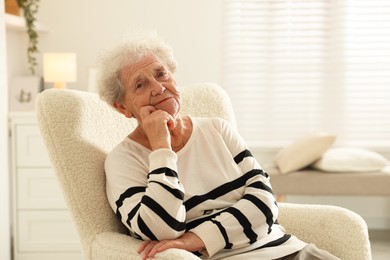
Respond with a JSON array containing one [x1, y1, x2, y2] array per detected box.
[[139, 105, 175, 150], [137, 232, 205, 260]]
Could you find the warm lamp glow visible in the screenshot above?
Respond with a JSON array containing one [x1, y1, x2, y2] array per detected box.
[[43, 53, 77, 89]]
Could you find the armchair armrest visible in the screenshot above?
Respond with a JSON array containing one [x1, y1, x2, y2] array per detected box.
[[278, 203, 371, 260], [90, 204, 371, 260], [91, 232, 201, 260]]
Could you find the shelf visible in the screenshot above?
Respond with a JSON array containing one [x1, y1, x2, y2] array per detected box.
[[5, 13, 48, 32]]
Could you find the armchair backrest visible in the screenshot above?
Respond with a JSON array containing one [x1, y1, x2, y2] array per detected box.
[[35, 83, 236, 258]]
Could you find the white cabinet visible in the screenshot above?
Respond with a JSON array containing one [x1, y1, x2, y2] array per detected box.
[[10, 113, 83, 260], [1, 7, 11, 260]]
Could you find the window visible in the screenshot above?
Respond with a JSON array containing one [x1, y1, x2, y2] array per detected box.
[[222, 0, 390, 148]]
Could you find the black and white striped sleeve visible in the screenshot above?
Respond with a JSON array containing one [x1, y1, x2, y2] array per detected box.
[[188, 119, 279, 257], [106, 148, 186, 241]]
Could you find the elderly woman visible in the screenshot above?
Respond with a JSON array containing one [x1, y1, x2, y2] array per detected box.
[[97, 32, 340, 260]]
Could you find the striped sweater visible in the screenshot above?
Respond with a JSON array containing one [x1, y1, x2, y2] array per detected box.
[[105, 117, 306, 259]]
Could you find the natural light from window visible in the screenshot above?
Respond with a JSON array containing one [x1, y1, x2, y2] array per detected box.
[[222, 0, 390, 148]]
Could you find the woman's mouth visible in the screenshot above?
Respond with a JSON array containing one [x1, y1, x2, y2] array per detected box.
[[153, 93, 174, 106]]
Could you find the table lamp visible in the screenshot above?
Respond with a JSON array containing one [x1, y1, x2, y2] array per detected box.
[[43, 53, 77, 89]]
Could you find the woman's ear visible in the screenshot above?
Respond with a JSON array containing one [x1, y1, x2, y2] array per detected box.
[[113, 102, 133, 118]]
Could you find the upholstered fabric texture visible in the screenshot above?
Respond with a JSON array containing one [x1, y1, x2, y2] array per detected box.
[[35, 83, 371, 260]]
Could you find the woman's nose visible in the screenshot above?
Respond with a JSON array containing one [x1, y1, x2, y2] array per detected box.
[[151, 79, 165, 95]]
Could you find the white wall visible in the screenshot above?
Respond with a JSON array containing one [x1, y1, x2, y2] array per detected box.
[[1, 2, 11, 260], [36, 0, 223, 91]]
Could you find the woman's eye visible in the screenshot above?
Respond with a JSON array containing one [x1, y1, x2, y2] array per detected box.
[[136, 83, 144, 89], [158, 71, 168, 78]]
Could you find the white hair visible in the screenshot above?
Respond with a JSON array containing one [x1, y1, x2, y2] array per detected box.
[[97, 31, 177, 107]]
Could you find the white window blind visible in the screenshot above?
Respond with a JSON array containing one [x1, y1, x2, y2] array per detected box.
[[222, 0, 390, 148]]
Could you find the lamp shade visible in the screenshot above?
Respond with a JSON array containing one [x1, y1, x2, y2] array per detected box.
[[43, 53, 77, 88]]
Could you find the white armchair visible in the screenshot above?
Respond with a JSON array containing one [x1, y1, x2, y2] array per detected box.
[[35, 83, 371, 260]]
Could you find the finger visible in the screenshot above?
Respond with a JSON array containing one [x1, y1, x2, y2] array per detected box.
[[155, 241, 178, 253], [148, 241, 174, 258], [140, 241, 159, 260], [166, 114, 175, 131], [137, 240, 152, 254], [139, 105, 157, 120], [147, 244, 161, 258]]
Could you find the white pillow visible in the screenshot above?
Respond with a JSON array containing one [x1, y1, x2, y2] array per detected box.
[[312, 147, 390, 172], [382, 165, 390, 174], [274, 133, 336, 174]]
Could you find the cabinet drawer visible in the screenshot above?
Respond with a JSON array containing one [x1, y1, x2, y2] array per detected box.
[[18, 210, 82, 252], [15, 124, 51, 167], [17, 168, 66, 209]]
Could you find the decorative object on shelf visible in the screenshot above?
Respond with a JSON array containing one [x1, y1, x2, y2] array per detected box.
[[16, 0, 40, 75], [43, 53, 77, 89], [5, 0, 20, 15], [9, 76, 42, 111]]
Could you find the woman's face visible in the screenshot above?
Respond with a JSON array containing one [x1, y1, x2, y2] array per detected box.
[[115, 55, 181, 121]]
